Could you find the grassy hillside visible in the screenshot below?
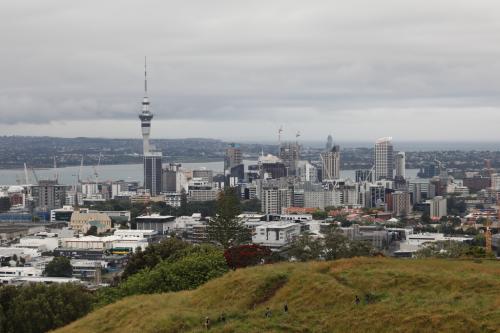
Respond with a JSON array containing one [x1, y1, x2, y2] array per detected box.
[[55, 258, 500, 333]]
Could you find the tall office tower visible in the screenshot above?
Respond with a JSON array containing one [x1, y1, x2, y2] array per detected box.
[[279, 142, 300, 176], [374, 137, 394, 181], [325, 134, 333, 151], [395, 152, 406, 179], [224, 143, 243, 172], [139, 58, 162, 196], [321, 144, 341, 181]]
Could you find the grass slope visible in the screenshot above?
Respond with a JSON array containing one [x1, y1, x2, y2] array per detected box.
[[55, 258, 500, 333]]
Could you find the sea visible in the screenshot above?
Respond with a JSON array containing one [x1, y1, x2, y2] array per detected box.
[[0, 160, 421, 186]]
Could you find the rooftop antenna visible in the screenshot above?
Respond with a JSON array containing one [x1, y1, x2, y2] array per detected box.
[[144, 56, 148, 95], [78, 155, 84, 184], [278, 125, 283, 146], [296, 130, 301, 144]]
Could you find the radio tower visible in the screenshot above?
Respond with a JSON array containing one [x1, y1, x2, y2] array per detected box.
[[139, 57, 153, 155]]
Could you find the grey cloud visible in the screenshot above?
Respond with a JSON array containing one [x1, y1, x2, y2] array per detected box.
[[1, 0, 500, 140]]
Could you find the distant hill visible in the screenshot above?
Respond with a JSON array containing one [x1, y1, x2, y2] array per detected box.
[[55, 258, 500, 333]]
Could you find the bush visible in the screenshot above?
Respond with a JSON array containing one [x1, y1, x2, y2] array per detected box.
[[97, 245, 228, 306], [0, 283, 95, 333]]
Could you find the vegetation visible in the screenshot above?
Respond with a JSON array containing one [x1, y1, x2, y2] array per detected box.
[[56, 258, 500, 333], [97, 244, 228, 307], [207, 187, 250, 249], [0, 283, 95, 333], [45, 256, 73, 277], [122, 238, 191, 279], [415, 241, 494, 259], [287, 227, 375, 261]]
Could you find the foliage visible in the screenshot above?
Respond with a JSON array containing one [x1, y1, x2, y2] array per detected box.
[[122, 237, 190, 280], [224, 245, 272, 269], [287, 227, 375, 262], [312, 210, 328, 220], [0, 283, 95, 333], [240, 198, 262, 212], [207, 187, 249, 249], [45, 256, 73, 277], [415, 241, 493, 259], [287, 233, 324, 262], [97, 245, 228, 306]]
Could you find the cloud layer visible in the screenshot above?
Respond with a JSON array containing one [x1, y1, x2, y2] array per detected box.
[[1, 0, 500, 141]]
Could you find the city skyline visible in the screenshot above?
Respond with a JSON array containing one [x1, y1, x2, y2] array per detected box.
[[2, 1, 500, 141]]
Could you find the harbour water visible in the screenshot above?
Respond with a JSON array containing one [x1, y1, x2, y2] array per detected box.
[[0, 161, 421, 186]]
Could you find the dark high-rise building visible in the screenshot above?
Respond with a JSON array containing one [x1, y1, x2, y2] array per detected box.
[[144, 155, 162, 196], [279, 142, 300, 176]]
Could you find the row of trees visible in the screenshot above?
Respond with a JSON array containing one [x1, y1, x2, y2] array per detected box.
[[287, 227, 376, 262], [0, 283, 95, 333]]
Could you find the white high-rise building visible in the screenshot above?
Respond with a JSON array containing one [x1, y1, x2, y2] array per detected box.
[[395, 152, 406, 179], [374, 137, 394, 181], [426, 196, 447, 219], [321, 145, 341, 180]]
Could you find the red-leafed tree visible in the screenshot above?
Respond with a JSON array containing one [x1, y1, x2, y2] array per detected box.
[[224, 244, 272, 269]]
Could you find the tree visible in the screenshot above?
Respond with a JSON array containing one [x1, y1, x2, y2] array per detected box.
[[207, 187, 249, 249], [287, 233, 324, 262], [224, 244, 271, 269], [122, 237, 190, 279], [312, 210, 328, 220], [85, 225, 98, 236], [0, 197, 11, 213], [97, 245, 228, 306], [45, 256, 73, 277]]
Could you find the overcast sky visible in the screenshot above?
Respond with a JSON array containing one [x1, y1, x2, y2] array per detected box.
[[2, 0, 500, 142]]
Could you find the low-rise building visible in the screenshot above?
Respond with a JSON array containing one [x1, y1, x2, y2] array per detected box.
[[252, 222, 300, 249], [70, 209, 112, 234]]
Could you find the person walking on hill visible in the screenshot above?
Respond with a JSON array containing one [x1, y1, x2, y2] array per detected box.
[[355, 295, 360, 305], [204, 316, 211, 331], [284, 302, 289, 314], [265, 307, 272, 318]]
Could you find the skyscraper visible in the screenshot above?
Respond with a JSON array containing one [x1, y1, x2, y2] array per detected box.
[[374, 137, 394, 181], [224, 143, 243, 172], [321, 144, 341, 180], [279, 142, 300, 176], [395, 151, 406, 179], [139, 58, 162, 196]]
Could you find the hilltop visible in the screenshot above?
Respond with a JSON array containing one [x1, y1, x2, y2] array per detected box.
[[55, 258, 500, 333]]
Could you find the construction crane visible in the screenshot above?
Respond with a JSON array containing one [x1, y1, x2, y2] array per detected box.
[[31, 167, 39, 185]]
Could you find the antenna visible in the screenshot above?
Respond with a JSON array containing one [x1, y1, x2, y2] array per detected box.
[[278, 125, 283, 146], [144, 56, 148, 95]]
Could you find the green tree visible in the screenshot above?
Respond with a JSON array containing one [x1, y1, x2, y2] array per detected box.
[[287, 233, 324, 262], [97, 245, 228, 306], [207, 187, 249, 249], [45, 257, 73, 277], [312, 210, 328, 220], [122, 237, 190, 279]]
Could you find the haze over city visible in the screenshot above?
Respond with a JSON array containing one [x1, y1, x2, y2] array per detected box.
[[2, 0, 500, 141]]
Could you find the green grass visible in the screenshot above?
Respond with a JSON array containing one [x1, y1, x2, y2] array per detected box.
[[54, 258, 500, 333]]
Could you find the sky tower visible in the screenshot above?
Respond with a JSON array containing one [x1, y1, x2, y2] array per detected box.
[[139, 57, 153, 155], [138, 58, 162, 196]]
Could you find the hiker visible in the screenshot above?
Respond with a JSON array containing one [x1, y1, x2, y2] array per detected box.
[[265, 307, 272, 318], [219, 313, 226, 323], [355, 295, 360, 305], [204, 317, 211, 331], [284, 302, 289, 313]]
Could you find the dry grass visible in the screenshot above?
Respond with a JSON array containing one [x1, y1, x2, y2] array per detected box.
[[54, 258, 500, 333]]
